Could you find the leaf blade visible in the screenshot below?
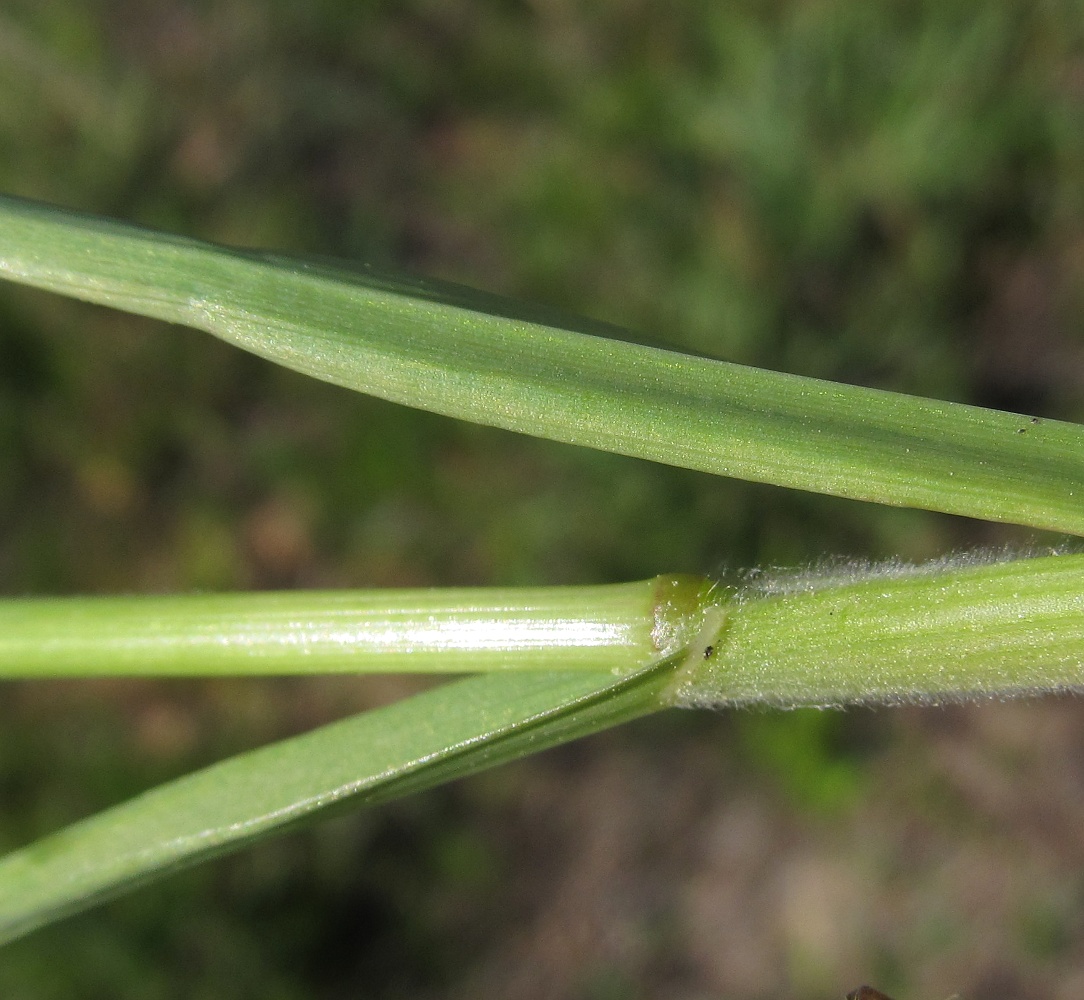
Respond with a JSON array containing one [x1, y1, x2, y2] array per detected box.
[[0, 664, 673, 946], [1, 194, 1082, 534]]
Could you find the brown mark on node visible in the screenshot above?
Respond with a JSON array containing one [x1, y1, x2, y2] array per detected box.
[[665, 602, 728, 706]]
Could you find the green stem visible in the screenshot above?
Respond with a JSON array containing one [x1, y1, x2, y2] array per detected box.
[[4, 554, 1081, 701], [0, 554, 1080, 943], [0, 576, 714, 677], [674, 552, 1084, 707]]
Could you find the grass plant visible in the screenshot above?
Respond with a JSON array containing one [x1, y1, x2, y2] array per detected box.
[[0, 193, 1082, 950]]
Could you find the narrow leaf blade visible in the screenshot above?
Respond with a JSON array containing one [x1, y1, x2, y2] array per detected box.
[[2, 195, 1082, 534], [0, 664, 672, 946]]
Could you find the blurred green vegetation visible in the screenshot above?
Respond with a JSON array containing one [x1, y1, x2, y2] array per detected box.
[[2, 1, 1084, 996]]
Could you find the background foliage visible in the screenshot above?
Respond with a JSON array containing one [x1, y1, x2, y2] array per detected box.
[[1, 1, 1084, 997]]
